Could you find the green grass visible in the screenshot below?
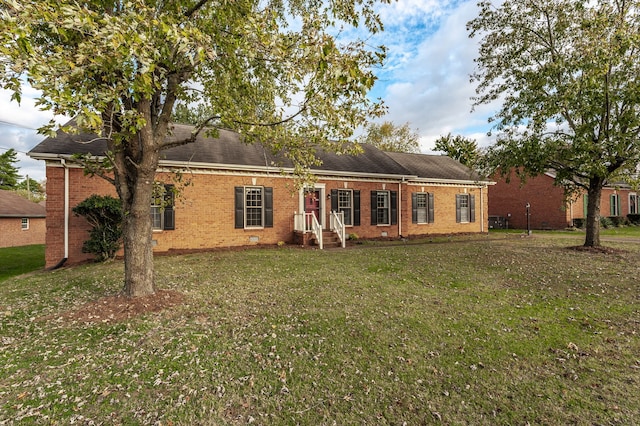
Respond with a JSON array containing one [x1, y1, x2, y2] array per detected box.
[[1, 237, 639, 424], [0, 244, 45, 282]]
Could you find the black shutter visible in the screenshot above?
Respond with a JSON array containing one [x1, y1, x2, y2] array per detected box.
[[455, 194, 462, 223], [353, 190, 360, 226], [264, 187, 273, 228], [391, 191, 398, 225], [469, 195, 476, 223], [411, 193, 418, 224], [235, 187, 244, 229], [370, 191, 378, 225], [428, 193, 434, 223], [331, 189, 338, 211], [163, 184, 175, 230]]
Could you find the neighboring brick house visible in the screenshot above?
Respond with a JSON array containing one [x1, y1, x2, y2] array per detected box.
[[0, 189, 46, 248], [29, 123, 493, 268], [489, 168, 638, 229]]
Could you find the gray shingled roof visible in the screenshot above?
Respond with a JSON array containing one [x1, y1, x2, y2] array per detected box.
[[29, 121, 485, 182], [385, 151, 482, 182], [0, 190, 46, 218]]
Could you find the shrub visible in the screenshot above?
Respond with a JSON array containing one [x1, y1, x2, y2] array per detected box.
[[610, 216, 628, 227], [348, 233, 359, 240], [627, 214, 640, 225], [73, 195, 123, 261], [600, 216, 614, 229], [572, 218, 585, 229]]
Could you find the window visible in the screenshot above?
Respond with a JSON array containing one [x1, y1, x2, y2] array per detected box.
[[412, 192, 434, 224], [610, 194, 621, 216], [21, 218, 29, 230], [235, 186, 273, 229], [376, 191, 390, 225], [630, 194, 638, 215], [151, 184, 175, 231], [456, 194, 476, 223], [370, 190, 397, 226], [330, 189, 360, 226]]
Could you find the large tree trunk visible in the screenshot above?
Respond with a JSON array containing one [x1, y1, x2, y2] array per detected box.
[[121, 173, 156, 297], [584, 178, 604, 247], [111, 118, 162, 298]]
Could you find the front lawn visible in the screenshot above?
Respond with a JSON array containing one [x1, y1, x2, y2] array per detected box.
[[0, 244, 45, 282], [1, 237, 638, 424]]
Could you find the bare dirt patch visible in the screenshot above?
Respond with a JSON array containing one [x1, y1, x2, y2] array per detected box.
[[567, 245, 627, 255], [59, 290, 185, 324]]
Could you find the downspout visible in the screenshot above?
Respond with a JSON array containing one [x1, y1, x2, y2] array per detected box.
[[480, 186, 484, 233], [49, 158, 69, 270], [398, 178, 403, 237]]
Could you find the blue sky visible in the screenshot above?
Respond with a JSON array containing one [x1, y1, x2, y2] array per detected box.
[[0, 0, 497, 182]]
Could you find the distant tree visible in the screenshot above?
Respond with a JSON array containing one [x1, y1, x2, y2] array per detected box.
[[360, 121, 421, 153], [433, 134, 479, 168], [468, 0, 640, 248], [172, 103, 216, 126], [0, 149, 21, 189], [15, 177, 45, 201]]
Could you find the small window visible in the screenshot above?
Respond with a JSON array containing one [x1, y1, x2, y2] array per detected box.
[[151, 184, 175, 231], [630, 194, 638, 215], [235, 186, 273, 229], [370, 190, 397, 226], [376, 191, 390, 225], [412, 192, 434, 224], [245, 187, 264, 227], [610, 194, 620, 216], [331, 189, 361, 226], [456, 194, 476, 223], [21, 218, 29, 230], [338, 189, 353, 226]]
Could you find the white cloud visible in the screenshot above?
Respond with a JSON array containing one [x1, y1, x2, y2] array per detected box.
[[373, 0, 499, 153], [0, 87, 65, 182]]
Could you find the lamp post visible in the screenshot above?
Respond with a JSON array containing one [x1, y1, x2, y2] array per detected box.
[[526, 202, 531, 235]]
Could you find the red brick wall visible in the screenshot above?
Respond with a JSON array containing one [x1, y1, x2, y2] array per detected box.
[[0, 217, 45, 248], [571, 187, 637, 219], [45, 165, 117, 267], [489, 170, 571, 229], [44, 164, 490, 267]]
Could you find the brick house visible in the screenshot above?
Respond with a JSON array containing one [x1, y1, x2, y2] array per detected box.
[[0, 189, 46, 248], [489, 168, 638, 229], [29, 123, 493, 268]]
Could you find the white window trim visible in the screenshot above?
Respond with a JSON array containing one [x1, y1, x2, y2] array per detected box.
[[21, 218, 29, 230], [337, 189, 354, 227], [415, 192, 429, 224], [376, 190, 391, 226], [245, 186, 265, 229], [629, 193, 638, 215]]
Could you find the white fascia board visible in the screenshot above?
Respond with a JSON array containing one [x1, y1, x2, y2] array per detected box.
[[407, 177, 495, 186]]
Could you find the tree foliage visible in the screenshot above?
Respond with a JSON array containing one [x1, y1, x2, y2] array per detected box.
[[359, 121, 420, 153], [72, 195, 123, 262], [0, 148, 21, 189], [15, 177, 45, 202], [434, 133, 479, 169], [468, 0, 640, 247], [1, 0, 388, 296]]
